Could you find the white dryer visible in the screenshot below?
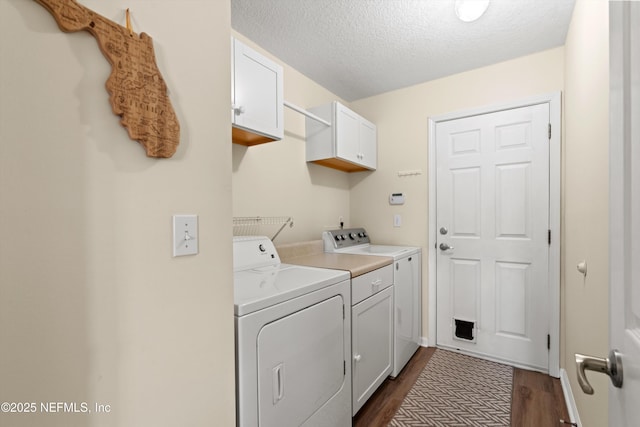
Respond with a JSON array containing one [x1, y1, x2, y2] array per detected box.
[[323, 228, 422, 377], [234, 236, 351, 427]]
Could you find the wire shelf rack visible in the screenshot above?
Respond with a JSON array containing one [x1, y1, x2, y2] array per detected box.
[[232, 216, 294, 241]]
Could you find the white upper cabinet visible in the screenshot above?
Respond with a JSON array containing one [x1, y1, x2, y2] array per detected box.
[[231, 38, 284, 146], [305, 102, 377, 172]]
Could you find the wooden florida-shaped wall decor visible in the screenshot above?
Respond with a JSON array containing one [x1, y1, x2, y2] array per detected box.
[[35, 0, 180, 158]]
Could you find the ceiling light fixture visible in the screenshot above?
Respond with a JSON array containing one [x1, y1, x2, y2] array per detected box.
[[454, 0, 490, 22]]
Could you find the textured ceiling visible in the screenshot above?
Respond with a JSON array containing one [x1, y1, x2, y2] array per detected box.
[[231, 0, 576, 101]]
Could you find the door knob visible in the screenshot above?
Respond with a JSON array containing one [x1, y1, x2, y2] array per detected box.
[[575, 349, 623, 394], [439, 243, 454, 251]]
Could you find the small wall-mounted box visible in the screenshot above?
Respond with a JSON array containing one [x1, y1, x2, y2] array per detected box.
[[389, 193, 405, 205]]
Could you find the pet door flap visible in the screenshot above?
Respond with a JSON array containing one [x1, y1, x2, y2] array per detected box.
[[454, 319, 475, 341]]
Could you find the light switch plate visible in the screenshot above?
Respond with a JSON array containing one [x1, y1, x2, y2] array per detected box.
[[394, 214, 402, 227], [173, 215, 198, 257]]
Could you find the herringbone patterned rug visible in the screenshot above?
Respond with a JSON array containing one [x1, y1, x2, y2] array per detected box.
[[389, 349, 513, 426]]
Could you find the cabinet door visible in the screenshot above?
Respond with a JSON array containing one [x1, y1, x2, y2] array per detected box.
[[335, 102, 360, 164], [351, 286, 393, 415], [393, 255, 421, 377], [232, 38, 283, 140], [358, 119, 377, 170]]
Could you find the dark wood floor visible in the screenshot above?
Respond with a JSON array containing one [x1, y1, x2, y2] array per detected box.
[[353, 347, 571, 427]]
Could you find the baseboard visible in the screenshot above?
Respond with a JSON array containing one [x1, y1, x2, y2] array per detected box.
[[419, 337, 430, 347], [560, 368, 582, 427]]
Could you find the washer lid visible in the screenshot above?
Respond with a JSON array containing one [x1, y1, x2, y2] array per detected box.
[[234, 264, 349, 316], [344, 245, 420, 258], [331, 244, 420, 260]]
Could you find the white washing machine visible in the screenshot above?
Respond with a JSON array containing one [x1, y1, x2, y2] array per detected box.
[[323, 228, 422, 377], [233, 236, 352, 427]]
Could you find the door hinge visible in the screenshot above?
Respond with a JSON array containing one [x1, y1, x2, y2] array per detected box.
[[547, 334, 551, 350], [344, 360, 346, 375], [548, 123, 552, 139], [343, 304, 345, 319], [548, 229, 551, 245]]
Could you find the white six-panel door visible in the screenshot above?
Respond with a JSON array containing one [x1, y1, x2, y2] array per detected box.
[[435, 103, 550, 371]]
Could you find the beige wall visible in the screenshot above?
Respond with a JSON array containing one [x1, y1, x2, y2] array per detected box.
[[232, 32, 352, 243], [231, 43, 566, 350], [350, 47, 565, 343], [0, 1, 235, 426], [563, 0, 610, 425]]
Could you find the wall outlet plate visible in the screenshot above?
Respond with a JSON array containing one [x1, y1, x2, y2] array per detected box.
[[173, 215, 198, 257]]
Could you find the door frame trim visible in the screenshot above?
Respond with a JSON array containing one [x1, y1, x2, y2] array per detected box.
[[427, 92, 561, 377]]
